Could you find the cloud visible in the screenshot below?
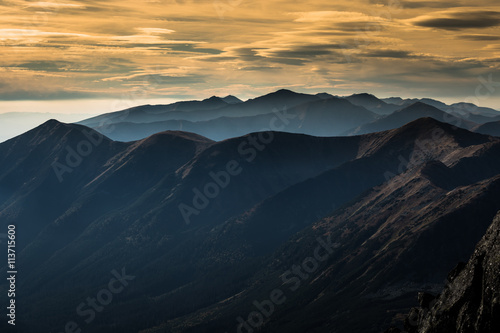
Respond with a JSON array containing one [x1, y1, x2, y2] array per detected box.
[[458, 34, 500, 41], [1, 0, 500, 102], [0, 29, 89, 39], [137, 28, 175, 35], [194, 55, 238, 62], [264, 44, 343, 58], [101, 73, 206, 85], [197, 43, 356, 67], [396, 1, 464, 9], [238, 66, 282, 71], [412, 10, 500, 30], [294, 11, 382, 23], [29, 2, 85, 8], [360, 49, 414, 58]]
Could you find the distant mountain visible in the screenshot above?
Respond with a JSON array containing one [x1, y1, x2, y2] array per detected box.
[[344, 93, 400, 115], [383, 97, 500, 122], [78, 89, 322, 129], [2, 117, 500, 332], [382, 96, 405, 105], [78, 95, 233, 127], [449, 102, 500, 118], [347, 102, 477, 135], [392, 211, 500, 333], [474, 120, 500, 137], [383, 97, 450, 110], [89, 96, 378, 141], [74, 90, 500, 143], [316, 92, 335, 99], [444, 103, 500, 124]]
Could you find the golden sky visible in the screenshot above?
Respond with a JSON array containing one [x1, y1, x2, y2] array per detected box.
[[1, 0, 500, 109]]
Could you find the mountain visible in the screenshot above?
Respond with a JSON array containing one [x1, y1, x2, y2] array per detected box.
[[78, 89, 322, 129], [88, 97, 378, 141], [316, 92, 335, 99], [0, 119, 370, 332], [2, 117, 500, 332], [445, 103, 500, 125], [347, 102, 478, 135], [391, 211, 500, 333], [221, 95, 242, 104], [449, 102, 500, 118], [382, 97, 448, 110], [0, 112, 97, 143], [383, 97, 500, 122], [75, 91, 499, 144], [474, 120, 500, 137], [155, 118, 500, 333], [382, 96, 405, 105], [344, 93, 400, 115], [78, 96, 233, 127]]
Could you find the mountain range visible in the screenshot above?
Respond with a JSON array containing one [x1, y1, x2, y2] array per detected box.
[[1, 109, 500, 332], [73, 90, 500, 142]]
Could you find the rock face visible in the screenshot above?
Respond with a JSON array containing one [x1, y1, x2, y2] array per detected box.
[[400, 211, 500, 333]]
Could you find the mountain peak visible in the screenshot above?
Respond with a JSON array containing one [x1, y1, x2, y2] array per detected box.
[[403, 116, 443, 127], [344, 92, 398, 115], [350, 92, 377, 99], [222, 95, 243, 104], [346, 93, 384, 103], [141, 130, 214, 145], [35, 118, 78, 135], [396, 117, 457, 134], [40, 118, 63, 128], [316, 92, 335, 99], [393, 117, 492, 147], [245, 88, 319, 106], [27, 119, 113, 145], [203, 96, 225, 102], [264, 88, 309, 98], [402, 101, 439, 112], [274, 88, 296, 94]]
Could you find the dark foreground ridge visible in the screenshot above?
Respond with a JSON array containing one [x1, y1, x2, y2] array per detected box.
[[1, 116, 500, 332]]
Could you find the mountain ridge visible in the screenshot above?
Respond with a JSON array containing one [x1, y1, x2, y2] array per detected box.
[[2, 109, 500, 333]]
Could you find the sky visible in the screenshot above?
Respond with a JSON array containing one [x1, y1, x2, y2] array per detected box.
[[0, 0, 500, 116]]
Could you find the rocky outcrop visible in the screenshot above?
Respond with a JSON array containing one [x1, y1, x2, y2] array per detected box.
[[392, 211, 500, 333]]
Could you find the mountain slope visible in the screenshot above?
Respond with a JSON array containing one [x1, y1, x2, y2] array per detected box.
[[383, 98, 500, 121], [2, 117, 500, 333], [78, 96, 232, 127], [144, 119, 500, 333], [344, 93, 400, 115], [0, 120, 370, 333], [474, 120, 500, 137], [348, 102, 477, 135]]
